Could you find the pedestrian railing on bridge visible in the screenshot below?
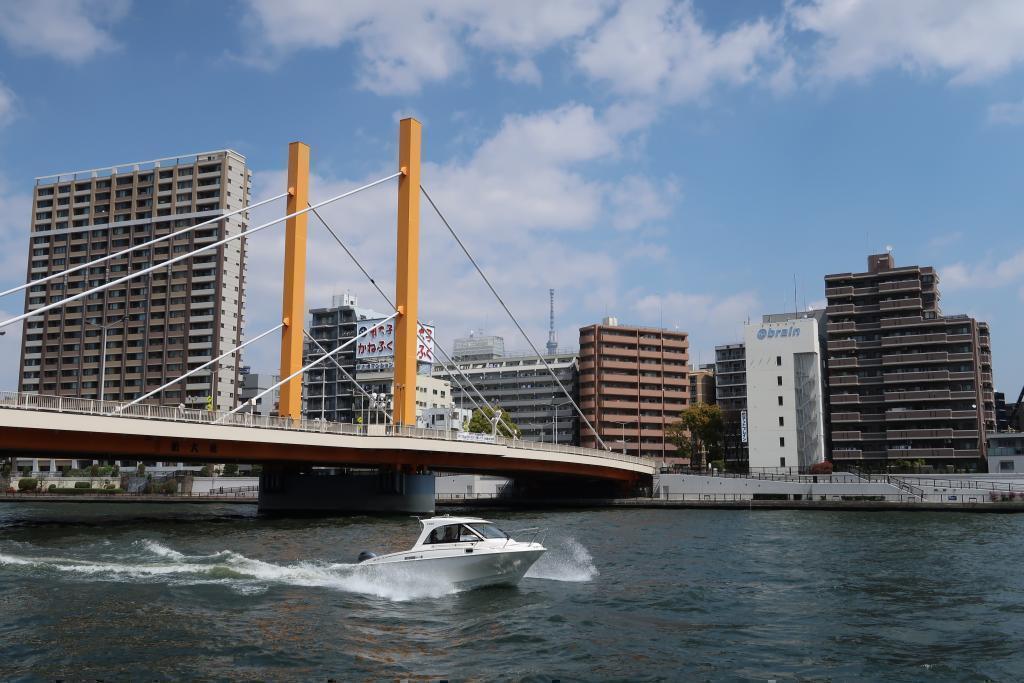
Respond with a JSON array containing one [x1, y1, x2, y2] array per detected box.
[[0, 391, 654, 470]]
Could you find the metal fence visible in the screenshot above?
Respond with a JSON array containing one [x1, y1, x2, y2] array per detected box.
[[0, 391, 654, 470]]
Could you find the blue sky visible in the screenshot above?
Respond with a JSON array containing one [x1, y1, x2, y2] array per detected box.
[[0, 0, 1022, 396]]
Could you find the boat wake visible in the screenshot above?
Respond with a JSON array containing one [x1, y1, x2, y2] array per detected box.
[[525, 537, 598, 582], [0, 540, 457, 602]]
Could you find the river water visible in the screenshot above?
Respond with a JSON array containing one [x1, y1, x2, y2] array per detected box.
[[1, 503, 1022, 681]]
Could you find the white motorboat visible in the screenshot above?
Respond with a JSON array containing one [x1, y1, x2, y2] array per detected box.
[[356, 516, 545, 589]]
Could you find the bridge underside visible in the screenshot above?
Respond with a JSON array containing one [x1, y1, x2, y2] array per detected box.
[[0, 427, 643, 484]]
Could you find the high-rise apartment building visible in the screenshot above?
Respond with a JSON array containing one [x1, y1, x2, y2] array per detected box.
[[715, 343, 748, 466], [303, 293, 387, 423], [19, 150, 250, 410], [688, 364, 716, 405], [825, 252, 996, 470], [578, 318, 689, 462], [432, 351, 579, 444]]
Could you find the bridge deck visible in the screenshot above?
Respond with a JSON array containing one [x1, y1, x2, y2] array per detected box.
[[0, 392, 654, 481]]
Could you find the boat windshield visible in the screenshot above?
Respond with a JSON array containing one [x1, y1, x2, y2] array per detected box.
[[469, 523, 509, 540]]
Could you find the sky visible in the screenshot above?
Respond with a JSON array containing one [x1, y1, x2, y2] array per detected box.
[[0, 0, 1022, 396]]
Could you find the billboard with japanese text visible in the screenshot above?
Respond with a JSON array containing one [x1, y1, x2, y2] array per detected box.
[[356, 318, 435, 363]]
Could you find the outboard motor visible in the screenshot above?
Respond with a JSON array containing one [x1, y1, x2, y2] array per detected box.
[[357, 550, 377, 563]]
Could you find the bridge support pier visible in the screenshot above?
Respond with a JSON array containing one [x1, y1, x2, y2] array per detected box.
[[257, 465, 435, 515]]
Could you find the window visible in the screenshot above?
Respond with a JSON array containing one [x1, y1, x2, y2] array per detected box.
[[778, 416, 784, 427], [776, 355, 782, 366], [424, 524, 479, 544], [777, 396, 783, 406], [1000, 460, 1015, 472], [777, 375, 783, 386], [779, 437, 785, 447]]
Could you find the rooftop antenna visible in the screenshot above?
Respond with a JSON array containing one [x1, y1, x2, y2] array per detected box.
[[546, 288, 558, 354]]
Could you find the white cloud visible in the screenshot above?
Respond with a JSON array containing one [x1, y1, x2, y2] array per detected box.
[[943, 249, 1024, 290], [633, 289, 761, 364], [241, 0, 608, 94], [988, 98, 1024, 125], [609, 175, 679, 231], [789, 0, 1024, 85], [575, 0, 784, 102], [0, 0, 130, 64], [0, 82, 16, 127], [927, 231, 964, 250], [496, 57, 542, 85]]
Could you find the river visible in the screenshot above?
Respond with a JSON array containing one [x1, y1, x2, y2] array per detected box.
[[0, 503, 1021, 681]]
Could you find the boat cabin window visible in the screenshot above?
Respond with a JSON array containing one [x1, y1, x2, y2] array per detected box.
[[425, 524, 481, 544], [468, 523, 508, 540]]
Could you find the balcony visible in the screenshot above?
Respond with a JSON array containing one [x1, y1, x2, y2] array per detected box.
[[830, 357, 858, 368], [882, 351, 948, 366], [831, 412, 860, 422], [878, 279, 921, 293], [883, 370, 949, 384], [829, 394, 860, 404], [827, 304, 855, 316], [886, 428, 953, 440], [884, 389, 950, 402], [886, 409, 951, 421], [886, 448, 953, 459], [878, 297, 921, 311], [825, 286, 853, 297], [832, 431, 863, 441], [831, 448, 864, 460], [830, 375, 859, 386]]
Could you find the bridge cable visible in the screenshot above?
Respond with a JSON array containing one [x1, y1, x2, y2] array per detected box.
[[0, 192, 288, 300], [118, 323, 285, 411], [0, 172, 401, 331], [421, 185, 609, 451], [215, 311, 399, 423], [302, 329, 393, 425], [307, 204, 518, 438]]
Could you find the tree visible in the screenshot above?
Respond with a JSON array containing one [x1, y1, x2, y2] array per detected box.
[[666, 402, 724, 469], [222, 463, 239, 477], [466, 406, 521, 438], [199, 465, 213, 477]]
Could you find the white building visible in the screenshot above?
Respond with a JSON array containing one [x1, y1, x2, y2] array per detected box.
[[743, 314, 826, 472], [420, 406, 474, 430]]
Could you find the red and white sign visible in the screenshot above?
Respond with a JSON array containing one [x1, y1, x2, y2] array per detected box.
[[356, 318, 435, 363]]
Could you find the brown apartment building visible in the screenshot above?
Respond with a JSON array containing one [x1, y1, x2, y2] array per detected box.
[[19, 150, 251, 411], [578, 318, 689, 463], [825, 252, 996, 470]]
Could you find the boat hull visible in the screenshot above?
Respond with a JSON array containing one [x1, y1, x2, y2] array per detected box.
[[362, 546, 545, 590]]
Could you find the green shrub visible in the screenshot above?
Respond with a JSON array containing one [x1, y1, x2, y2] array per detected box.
[[709, 459, 725, 471], [222, 463, 239, 477], [48, 484, 57, 492], [199, 465, 213, 477], [53, 487, 123, 495], [159, 481, 178, 494], [74, 481, 92, 489], [18, 478, 38, 492]]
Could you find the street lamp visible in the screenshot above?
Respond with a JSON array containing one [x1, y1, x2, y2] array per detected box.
[[85, 315, 126, 403], [609, 419, 638, 458], [551, 399, 573, 444]]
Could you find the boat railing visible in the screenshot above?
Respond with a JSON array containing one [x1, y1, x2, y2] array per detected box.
[[506, 526, 545, 547]]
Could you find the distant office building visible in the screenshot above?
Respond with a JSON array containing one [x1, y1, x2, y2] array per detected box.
[[434, 352, 579, 444], [420, 406, 474, 431], [452, 331, 505, 361], [19, 150, 250, 411], [578, 318, 689, 462], [715, 343, 748, 466], [744, 313, 826, 471], [825, 252, 996, 470], [688, 364, 716, 405], [303, 293, 387, 423], [238, 368, 279, 417]]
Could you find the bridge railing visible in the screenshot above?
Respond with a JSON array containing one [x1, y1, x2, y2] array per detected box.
[[0, 391, 654, 470]]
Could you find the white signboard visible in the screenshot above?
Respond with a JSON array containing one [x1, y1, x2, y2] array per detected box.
[[456, 431, 496, 444], [356, 319, 435, 362], [740, 409, 748, 444]]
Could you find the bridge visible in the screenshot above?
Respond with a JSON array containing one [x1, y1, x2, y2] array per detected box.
[[0, 119, 655, 513]]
